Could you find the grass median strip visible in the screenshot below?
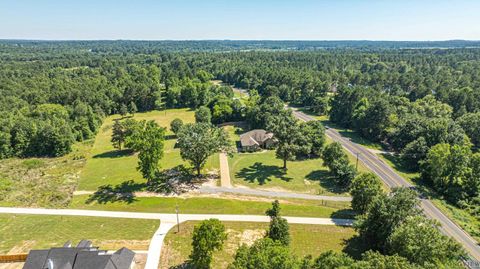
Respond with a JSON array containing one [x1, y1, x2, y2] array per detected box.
[[71, 195, 355, 219]]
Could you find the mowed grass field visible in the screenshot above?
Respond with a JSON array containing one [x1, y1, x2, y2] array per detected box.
[[78, 109, 219, 191], [0, 214, 158, 254], [161, 221, 356, 269], [71, 195, 354, 219], [229, 150, 346, 195]]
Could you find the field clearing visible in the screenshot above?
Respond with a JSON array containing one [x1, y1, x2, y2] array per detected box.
[[0, 140, 92, 207], [71, 195, 354, 219], [0, 214, 158, 254], [78, 109, 219, 191], [160, 221, 357, 269]]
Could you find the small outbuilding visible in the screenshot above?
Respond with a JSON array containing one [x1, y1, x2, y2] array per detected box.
[[239, 129, 275, 152]]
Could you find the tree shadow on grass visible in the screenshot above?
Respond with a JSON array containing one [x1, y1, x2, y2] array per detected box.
[[85, 180, 145, 204], [306, 170, 348, 194], [93, 149, 134, 159], [342, 235, 369, 260], [236, 162, 292, 185], [330, 208, 357, 219], [147, 165, 200, 195]]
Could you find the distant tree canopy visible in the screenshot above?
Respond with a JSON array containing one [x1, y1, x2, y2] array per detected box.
[[1, 41, 479, 183]]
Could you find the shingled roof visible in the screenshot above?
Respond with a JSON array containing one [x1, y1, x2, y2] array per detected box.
[[239, 129, 274, 147], [23, 240, 135, 269]]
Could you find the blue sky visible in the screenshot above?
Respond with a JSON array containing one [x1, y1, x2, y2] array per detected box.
[[0, 0, 479, 40]]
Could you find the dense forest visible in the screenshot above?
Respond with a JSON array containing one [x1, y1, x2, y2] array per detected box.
[[1, 40, 479, 207]]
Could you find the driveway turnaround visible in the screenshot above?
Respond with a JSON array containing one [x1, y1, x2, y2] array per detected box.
[[0, 207, 353, 269], [291, 108, 480, 263]]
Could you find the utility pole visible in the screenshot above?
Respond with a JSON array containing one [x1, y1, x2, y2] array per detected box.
[[175, 205, 180, 233], [355, 152, 360, 171]]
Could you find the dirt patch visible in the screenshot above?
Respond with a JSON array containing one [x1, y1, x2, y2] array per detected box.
[[224, 228, 264, 255], [98, 240, 150, 251], [133, 253, 147, 269], [159, 241, 184, 269]]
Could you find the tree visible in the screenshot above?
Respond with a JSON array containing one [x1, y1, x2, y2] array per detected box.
[[128, 101, 138, 116], [111, 120, 125, 150], [119, 103, 128, 117], [125, 120, 165, 182], [322, 142, 356, 187], [266, 110, 302, 169], [195, 106, 212, 123], [311, 251, 354, 269], [311, 96, 329, 115], [457, 112, 480, 149], [170, 118, 183, 135], [401, 137, 429, 170], [352, 98, 392, 141], [421, 143, 479, 202], [212, 97, 234, 123], [301, 121, 326, 156], [266, 200, 290, 246], [228, 238, 299, 269], [322, 142, 347, 170], [387, 216, 464, 267], [350, 173, 383, 214], [356, 187, 420, 252], [247, 95, 284, 129], [190, 219, 227, 269], [177, 123, 231, 176], [355, 251, 421, 269]]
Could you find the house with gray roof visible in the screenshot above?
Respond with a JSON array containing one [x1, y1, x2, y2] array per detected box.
[[23, 240, 135, 269], [239, 129, 275, 152]]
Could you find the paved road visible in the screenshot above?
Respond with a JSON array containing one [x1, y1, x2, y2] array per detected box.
[[198, 186, 352, 202], [74, 186, 352, 202], [291, 108, 480, 262], [0, 207, 353, 269]]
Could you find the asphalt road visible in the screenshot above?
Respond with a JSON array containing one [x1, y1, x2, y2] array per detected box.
[[291, 108, 480, 263]]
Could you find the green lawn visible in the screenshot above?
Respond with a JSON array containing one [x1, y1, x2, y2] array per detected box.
[[71, 195, 354, 219], [230, 150, 347, 195], [161, 221, 357, 269], [0, 214, 158, 254], [78, 109, 219, 191]]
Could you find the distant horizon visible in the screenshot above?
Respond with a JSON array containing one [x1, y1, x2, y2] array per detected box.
[[1, 0, 479, 41], [2, 39, 480, 42]]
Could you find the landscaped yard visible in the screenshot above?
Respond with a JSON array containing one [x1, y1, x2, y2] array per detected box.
[[0, 214, 158, 254], [229, 150, 348, 195], [77, 108, 219, 191], [160, 221, 357, 269], [70, 195, 354, 219]]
